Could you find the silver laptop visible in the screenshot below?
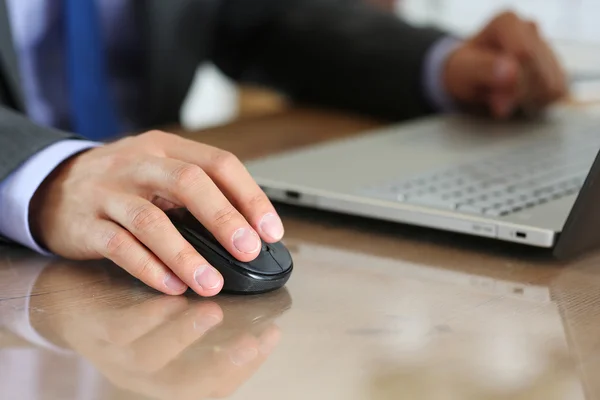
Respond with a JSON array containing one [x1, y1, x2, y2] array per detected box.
[[245, 109, 600, 259]]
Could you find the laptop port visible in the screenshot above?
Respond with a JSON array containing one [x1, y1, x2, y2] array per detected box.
[[285, 190, 301, 200], [516, 231, 527, 239]]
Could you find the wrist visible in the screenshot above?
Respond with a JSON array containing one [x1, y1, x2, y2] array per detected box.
[[0, 140, 100, 254], [29, 150, 88, 250], [424, 36, 463, 112]]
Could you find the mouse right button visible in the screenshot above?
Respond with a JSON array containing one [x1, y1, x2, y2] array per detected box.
[[245, 251, 285, 275], [267, 242, 293, 270]]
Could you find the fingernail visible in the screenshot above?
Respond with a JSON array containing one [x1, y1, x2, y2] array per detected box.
[[259, 213, 284, 241], [232, 228, 261, 253], [194, 265, 221, 290], [194, 313, 221, 332], [164, 274, 187, 292], [495, 58, 513, 83], [230, 347, 258, 366]]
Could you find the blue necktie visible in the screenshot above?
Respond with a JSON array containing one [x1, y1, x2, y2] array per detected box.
[[64, 0, 120, 140]]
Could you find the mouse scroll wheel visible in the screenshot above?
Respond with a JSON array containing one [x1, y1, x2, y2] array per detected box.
[[262, 242, 276, 254]]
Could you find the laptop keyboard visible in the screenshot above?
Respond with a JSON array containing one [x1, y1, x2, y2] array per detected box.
[[362, 131, 600, 218]]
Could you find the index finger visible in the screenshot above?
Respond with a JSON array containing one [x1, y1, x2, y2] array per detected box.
[[158, 133, 285, 244]]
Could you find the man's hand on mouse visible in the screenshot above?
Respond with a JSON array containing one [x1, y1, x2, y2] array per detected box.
[[29, 131, 285, 297], [443, 11, 568, 119]]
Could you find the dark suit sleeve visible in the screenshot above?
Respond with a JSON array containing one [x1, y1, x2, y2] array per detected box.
[[211, 0, 446, 121], [0, 106, 77, 183]]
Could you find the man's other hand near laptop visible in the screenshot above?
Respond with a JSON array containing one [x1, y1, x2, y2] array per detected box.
[[444, 11, 567, 119], [1, 4, 566, 298]]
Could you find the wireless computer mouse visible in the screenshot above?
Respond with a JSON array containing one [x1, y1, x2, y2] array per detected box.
[[166, 208, 293, 294]]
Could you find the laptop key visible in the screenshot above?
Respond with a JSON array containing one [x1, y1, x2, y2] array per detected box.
[[458, 204, 485, 214], [484, 208, 510, 217], [407, 196, 457, 210], [360, 144, 593, 219]]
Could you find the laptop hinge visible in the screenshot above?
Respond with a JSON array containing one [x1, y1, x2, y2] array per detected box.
[[553, 150, 600, 259]]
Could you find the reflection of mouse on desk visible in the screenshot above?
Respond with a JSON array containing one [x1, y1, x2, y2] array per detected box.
[[166, 208, 293, 295]]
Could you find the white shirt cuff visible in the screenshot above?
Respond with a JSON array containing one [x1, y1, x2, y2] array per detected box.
[[423, 36, 463, 112], [0, 140, 101, 254]]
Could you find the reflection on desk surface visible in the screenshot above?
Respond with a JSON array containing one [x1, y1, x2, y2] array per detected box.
[[1, 235, 599, 399], [0, 251, 290, 400]]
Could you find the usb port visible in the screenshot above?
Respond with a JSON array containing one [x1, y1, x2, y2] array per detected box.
[[515, 231, 527, 239], [285, 190, 301, 200]]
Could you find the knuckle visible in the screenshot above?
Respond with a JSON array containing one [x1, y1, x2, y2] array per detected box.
[[247, 192, 270, 209], [102, 152, 131, 171], [498, 10, 518, 22], [132, 253, 157, 281], [128, 204, 168, 232], [143, 129, 172, 141], [114, 135, 135, 147], [212, 205, 238, 228], [171, 164, 206, 190], [104, 230, 132, 257], [171, 249, 199, 269], [210, 150, 241, 173], [528, 20, 539, 33], [137, 130, 177, 155]]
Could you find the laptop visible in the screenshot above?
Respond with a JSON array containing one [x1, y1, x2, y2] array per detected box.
[[245, 109, 600, 259]]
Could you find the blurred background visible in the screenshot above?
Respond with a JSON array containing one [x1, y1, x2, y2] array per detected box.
[[181, 0, 600, 130]]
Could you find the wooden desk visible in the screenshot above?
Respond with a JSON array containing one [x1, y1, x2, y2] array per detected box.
[[1, 108, 600, 400]]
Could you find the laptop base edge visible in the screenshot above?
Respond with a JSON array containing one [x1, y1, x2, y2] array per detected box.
[[260, 184, 557, 249]]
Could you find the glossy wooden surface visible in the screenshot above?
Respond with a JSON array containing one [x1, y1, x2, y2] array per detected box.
[[2, 107, 600, 399]]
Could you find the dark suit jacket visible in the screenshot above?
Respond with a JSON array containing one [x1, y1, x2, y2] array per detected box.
[[0, 0, 444, 184]]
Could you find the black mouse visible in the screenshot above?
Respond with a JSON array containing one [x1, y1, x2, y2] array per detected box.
[[166, 208, 293, 294]]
